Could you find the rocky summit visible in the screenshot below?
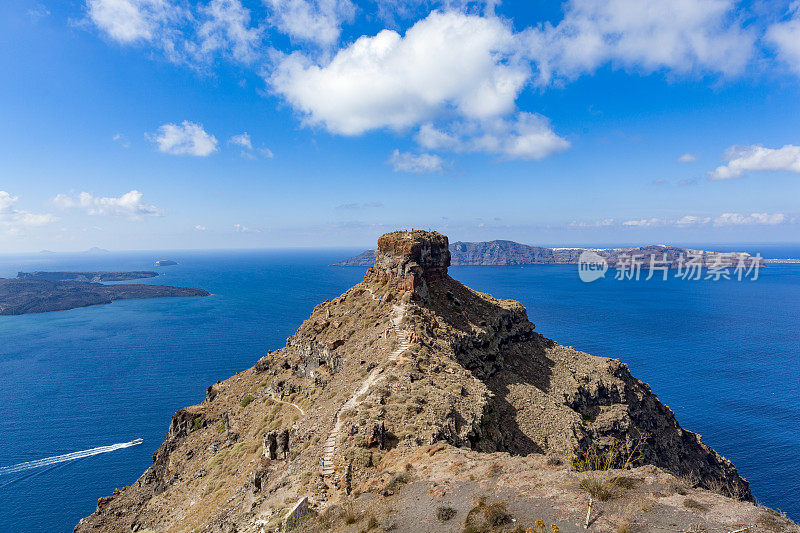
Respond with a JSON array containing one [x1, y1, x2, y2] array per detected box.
[[76, 231, 797, 533]]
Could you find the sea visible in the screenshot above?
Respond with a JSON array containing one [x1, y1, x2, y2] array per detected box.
[[0, 246, 798, 531]]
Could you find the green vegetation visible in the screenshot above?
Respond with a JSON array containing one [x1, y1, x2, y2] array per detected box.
[[240, 394, 254, 408]]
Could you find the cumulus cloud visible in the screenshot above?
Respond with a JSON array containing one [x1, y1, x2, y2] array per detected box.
[[767, 2, 800, 76], [87, 1, 788, 169], [265, 0, 355, 47], [148, 121, 219, 156], [0, 191, 57, 234], [709, 144, 800, 179], [271, 11, 529, 135], [713, 212, 786, 226], [525, 0, 755, 85], [53, 190, 163, 218], [417, 112, 570, 159], [678, 153, 697, 162], [388, 150, 445, 173]]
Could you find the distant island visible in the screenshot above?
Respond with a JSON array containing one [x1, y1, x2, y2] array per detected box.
[[0, 276, 208, 316], [17, 271, 159, 282], [334, 239, 794, 267], [155, 260, 178, 266]]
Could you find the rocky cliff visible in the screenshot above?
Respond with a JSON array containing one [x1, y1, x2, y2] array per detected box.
[[334, 240, 759, 268], [76, 231, 797, 533]]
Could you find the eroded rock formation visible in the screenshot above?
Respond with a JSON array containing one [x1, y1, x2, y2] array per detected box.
[[74, 230, 788, 533]]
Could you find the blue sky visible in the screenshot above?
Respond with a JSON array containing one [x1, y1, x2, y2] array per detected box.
[[1, 0, 799, 252]]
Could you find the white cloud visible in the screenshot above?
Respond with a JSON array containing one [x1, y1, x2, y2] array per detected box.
[[0, 191, 57, 234], [86, 0, 183, 43], [525, 0, 755, 85], [194, 224, 207, 230], [148, 121, 219, 156], [767, 2, 800, 76], [196, 0, 263, 64], [265, 0, 356, 47], [569, 218, 614, 227], [270, 11, 530, 135], [713, 212, 786, 226], [229, 132, 253, 150], [572, 213, 791, 229], [234, 223, 259, 232], [388, 150, 445, 173], [113, 133, 131, 148], [678, 153, 697, 162], [229, 132, 275, 159], [709, 144, 800, 179], [28, 4, 51, 20], [622, 217, 667, 227], [53, 190, 163, 218], [86, 0, 262, 66], [416, 112, 570, 160], [675, 215, 711, 225]]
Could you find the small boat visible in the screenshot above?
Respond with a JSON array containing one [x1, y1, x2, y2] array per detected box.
[[129, 438, 144, 446]]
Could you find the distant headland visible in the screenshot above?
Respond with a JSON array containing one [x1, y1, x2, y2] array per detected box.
[[0, 272, 208, 315], [17, 271, 158, 282], [334, 239, 798, 267], [155, 260, 178, 266]]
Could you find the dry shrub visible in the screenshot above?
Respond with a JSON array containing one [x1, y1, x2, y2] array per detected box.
[[683, 498, 708, 512], [572, 433, 647, 501], [615, 504, 635, 533], [343, 502, 361, 525], [463, 498, 512, 532], [757, 508, 793, 532], [436, 506, 456, 521]]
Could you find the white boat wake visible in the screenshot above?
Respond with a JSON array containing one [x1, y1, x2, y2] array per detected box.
[[0, 439, 143, 476]]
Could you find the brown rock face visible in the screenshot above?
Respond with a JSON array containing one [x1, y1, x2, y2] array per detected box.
[[367, 230, 450, 297]]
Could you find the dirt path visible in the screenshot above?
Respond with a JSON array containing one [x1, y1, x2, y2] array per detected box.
[[267, 389, 306, 416], [320, 295, 409, 478]]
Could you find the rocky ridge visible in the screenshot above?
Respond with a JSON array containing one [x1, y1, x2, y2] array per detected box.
[[76, 230, 796, 533], [334, 240, 765, 268]]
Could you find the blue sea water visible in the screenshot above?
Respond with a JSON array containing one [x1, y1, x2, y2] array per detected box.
[[0, 247, 798, 530]]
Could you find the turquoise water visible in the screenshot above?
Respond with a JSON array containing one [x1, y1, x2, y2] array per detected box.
[[0, 248, 798, 530]]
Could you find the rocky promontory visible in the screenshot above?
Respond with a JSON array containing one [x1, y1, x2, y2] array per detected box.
[[334, 240, 763, 268], [76, 231, 796, 533], [17, 271, 159, 282], [0, 278, 208, 315]]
